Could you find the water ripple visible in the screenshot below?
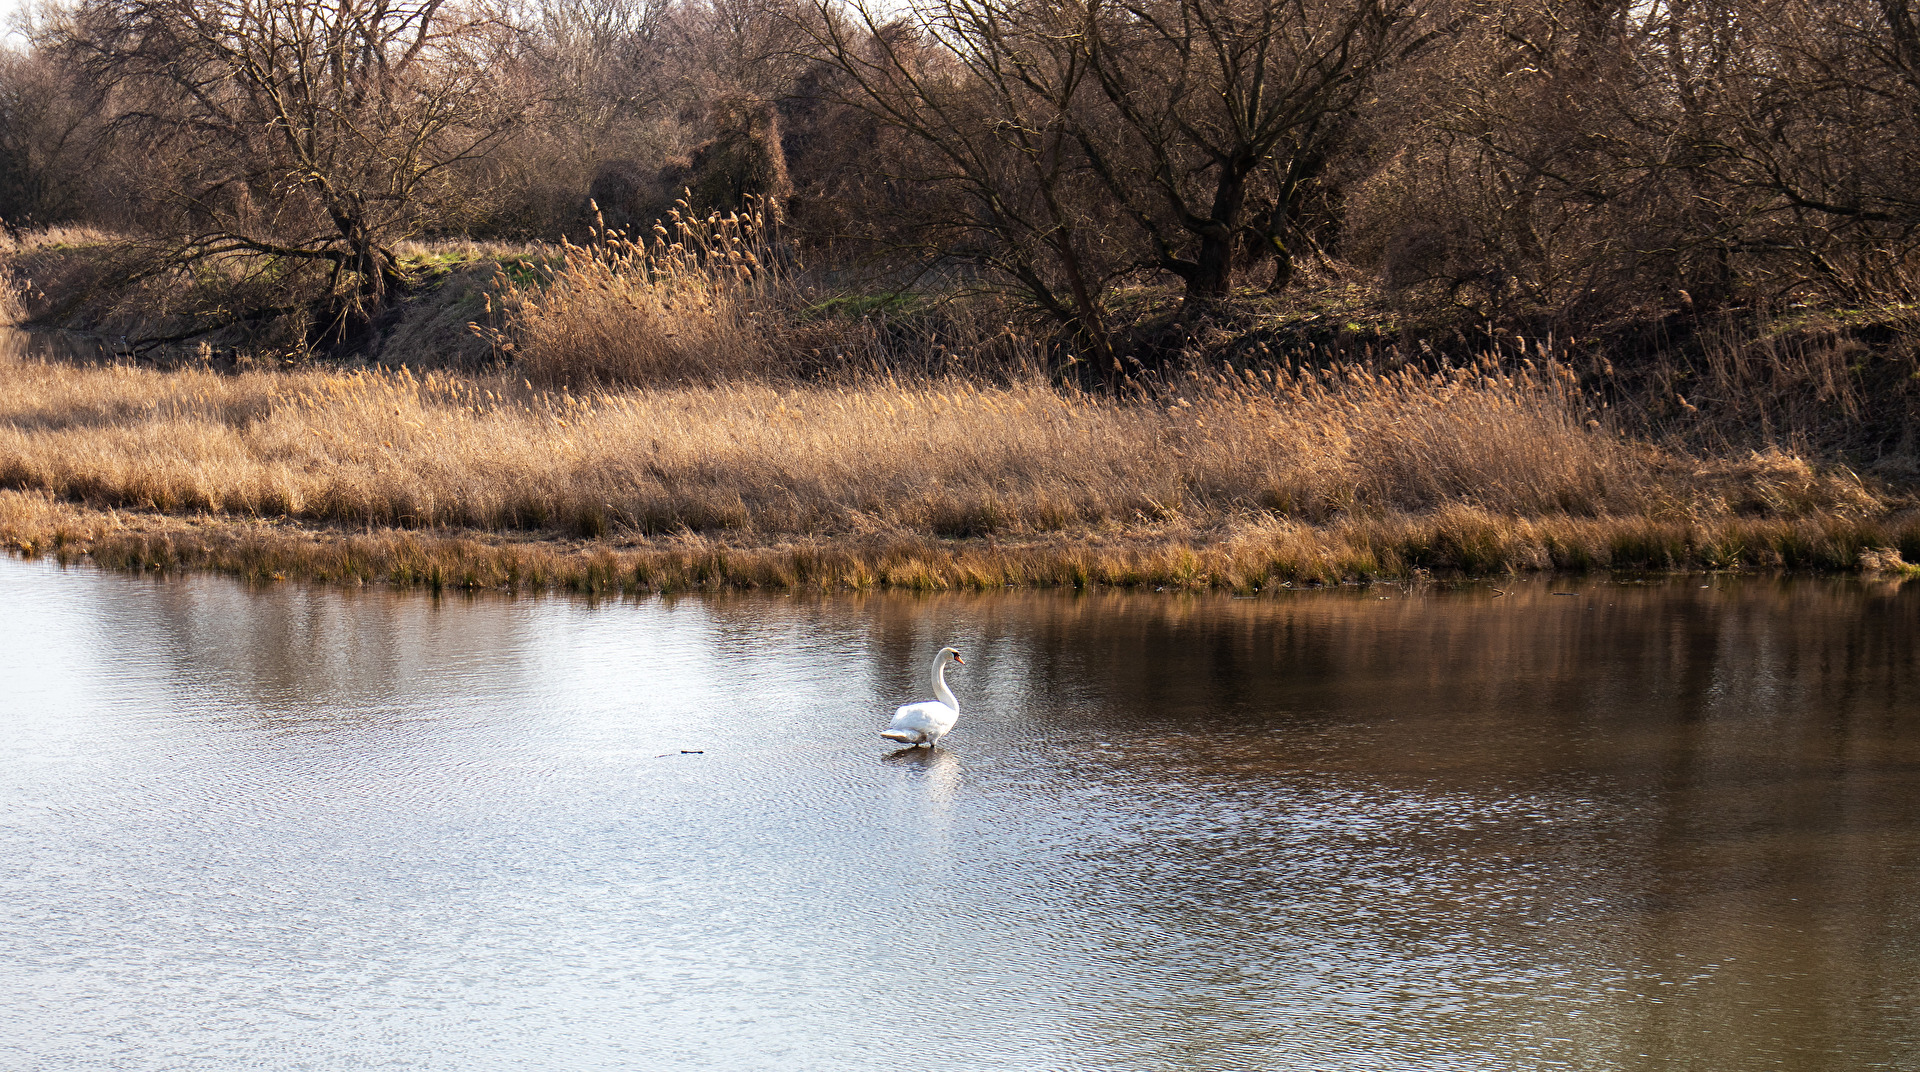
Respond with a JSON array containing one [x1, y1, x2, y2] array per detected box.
[[3, 559, 1918, 1070]]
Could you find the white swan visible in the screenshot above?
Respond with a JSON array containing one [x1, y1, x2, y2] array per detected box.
[[881, 647, 964, 748]]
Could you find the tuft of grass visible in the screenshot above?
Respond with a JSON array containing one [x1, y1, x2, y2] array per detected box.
[[484, 198, 797, 387], [1859, 546, 1920, 576]]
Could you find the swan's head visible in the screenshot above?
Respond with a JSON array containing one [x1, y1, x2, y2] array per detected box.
[[939, 646, 964, 666]]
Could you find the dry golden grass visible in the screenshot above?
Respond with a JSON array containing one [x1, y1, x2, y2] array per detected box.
[[486, 200, 797, 386], [0, 348, 1671, 537], [0, 298, 1907, 590], [6, 486, 1916, 594], [1, 343, 1910, 589], [0, 225, 121, 255]]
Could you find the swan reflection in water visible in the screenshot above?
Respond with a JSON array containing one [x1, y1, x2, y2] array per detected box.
[[881, 744, 962, 814], [882, 745, 954, 768]]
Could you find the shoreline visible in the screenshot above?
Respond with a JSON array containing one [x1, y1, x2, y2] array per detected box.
[[6, 492, 1916, 594]]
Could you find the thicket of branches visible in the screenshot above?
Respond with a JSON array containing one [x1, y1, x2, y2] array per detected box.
[[3, 0, 1918, 371]]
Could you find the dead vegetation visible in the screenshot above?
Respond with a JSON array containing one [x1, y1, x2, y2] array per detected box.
[[0, 198, 1906, 591], [1, 0, 1915, 590], [484, 200, 796, 386], [0, 323, 1906, 590], [0, 352, 1642, 538]]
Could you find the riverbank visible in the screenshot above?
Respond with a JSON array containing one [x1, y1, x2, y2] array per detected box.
[[6, 224, 1918, 593], [1, 353, 1913, 591], [6, 489, 1919, 593]]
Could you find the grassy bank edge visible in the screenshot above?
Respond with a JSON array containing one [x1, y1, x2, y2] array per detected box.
[[7, 491, 1920, 594]]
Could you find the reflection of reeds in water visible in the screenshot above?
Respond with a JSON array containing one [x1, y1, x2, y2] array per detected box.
[[0, 338, 1911, 590]]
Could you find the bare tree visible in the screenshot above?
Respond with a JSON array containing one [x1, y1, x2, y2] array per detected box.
[[55, 0, 523, 333], [1072, 0, 1427, 308], [520, 0, 672, 160], [803, 0, 1131, 359], [1346, 1, 1669, 320], [1691, 0, 1920, 300], [807, 0, 1427, 343], [0, 44, 103, 228]]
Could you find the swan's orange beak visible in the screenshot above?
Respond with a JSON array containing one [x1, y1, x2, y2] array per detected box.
[[954, 654, 964, 664]]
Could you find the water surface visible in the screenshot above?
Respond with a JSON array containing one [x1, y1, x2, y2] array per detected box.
[[3, 559, 1917, 1070]]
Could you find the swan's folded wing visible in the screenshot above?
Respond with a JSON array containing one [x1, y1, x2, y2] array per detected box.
[[886, 702, 932, 732], [887, 701, 951, 734]]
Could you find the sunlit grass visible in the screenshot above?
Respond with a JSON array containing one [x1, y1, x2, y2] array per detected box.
[[0, 354, 1658, 535], [486, 199, 798, 386], [0, 334, 1907, 589], [0, 201, 1898, 590]]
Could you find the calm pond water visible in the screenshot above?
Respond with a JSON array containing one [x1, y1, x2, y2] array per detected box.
[[3, 557, 1918, 1071]]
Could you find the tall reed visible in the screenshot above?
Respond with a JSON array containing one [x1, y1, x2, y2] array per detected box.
[[485, 198, 793, 387], [2, 345, 1872, 548]]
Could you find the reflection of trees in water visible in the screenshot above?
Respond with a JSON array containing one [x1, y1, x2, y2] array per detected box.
[[111, 578, 531, 728], [733, 579, 1920, 1070], [1605, 580, 1920, 1070], [75, 573, 1920, 1066]]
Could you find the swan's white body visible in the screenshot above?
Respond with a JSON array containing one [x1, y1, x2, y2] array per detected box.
[[881, 647, 964, 748]]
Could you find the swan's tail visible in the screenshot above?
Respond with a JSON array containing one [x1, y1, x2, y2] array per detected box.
[[880, 730, 922, 744]]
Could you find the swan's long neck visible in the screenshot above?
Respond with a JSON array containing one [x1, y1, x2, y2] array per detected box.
[[932, 659, 958, 711]]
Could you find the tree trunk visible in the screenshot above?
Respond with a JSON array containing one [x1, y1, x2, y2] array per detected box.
[[1180, 166, 1252, 316], [1268, 234, 1294, 292]]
